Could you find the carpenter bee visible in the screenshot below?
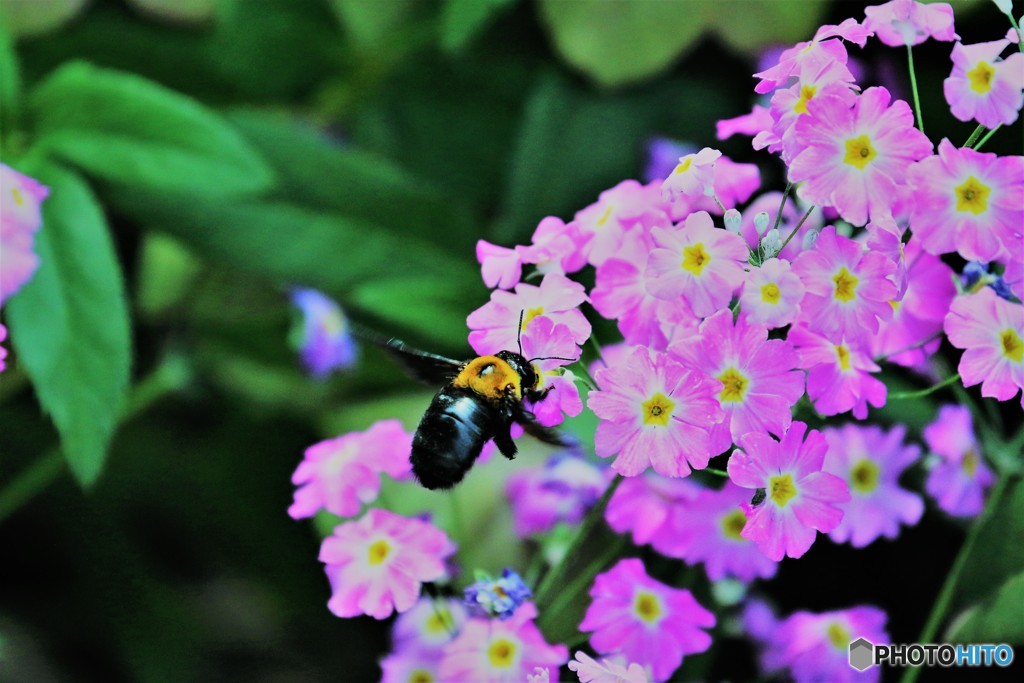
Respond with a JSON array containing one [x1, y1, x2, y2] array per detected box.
[[372, 315, 573, 490]]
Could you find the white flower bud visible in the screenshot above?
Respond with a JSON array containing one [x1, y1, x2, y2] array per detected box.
[[802, 228, 820, 251], [761, 228, 782, 258], [992, 0, 1013, 16], [753, 211, 770, 236], [724, 208, 742, 233]]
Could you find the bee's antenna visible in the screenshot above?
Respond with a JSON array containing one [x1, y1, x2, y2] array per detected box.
[[517, 309, 524, 357], [528, 355, 579, 364]]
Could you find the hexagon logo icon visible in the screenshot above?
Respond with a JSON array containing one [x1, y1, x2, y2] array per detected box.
[[849, 637, 874, 671]]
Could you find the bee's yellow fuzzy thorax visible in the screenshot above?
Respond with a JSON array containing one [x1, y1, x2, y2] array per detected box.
[[453, 356, 522, 401]]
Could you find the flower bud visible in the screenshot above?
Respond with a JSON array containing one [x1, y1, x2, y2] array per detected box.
[[724, 208, 742, 233], [753, 211, 770, 236]]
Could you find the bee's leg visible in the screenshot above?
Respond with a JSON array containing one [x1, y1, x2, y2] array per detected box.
[[513, 404, 570, 448], [525, 387, 553, 403], [493, 420, 518, 460]]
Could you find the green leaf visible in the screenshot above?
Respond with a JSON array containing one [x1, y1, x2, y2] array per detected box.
[[538, 0, 704, 88], [957, 477, 1024, 609], [327, 0, 419, 49], [0, 0, 87, 39], [440, 0, 515, 54], [29, 61, 274, 196], [0, 8, 20, 127], [6, 162, 131, 487], [706, 0, 830, 56], [950, 570, 1024, 644]]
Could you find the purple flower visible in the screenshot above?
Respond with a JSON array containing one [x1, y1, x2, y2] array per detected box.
[[771, 606, 888, 682], [922, 405, 996, 517], [0, 164, 49, 305], [506, 452, 611, 537], [290, 288, 357, 379]]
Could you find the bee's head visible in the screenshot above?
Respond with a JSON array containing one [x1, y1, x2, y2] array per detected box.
[[495, 350, 538, 391]]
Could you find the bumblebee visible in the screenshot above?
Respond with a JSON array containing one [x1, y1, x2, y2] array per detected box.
[[376, 333, 571, 490]]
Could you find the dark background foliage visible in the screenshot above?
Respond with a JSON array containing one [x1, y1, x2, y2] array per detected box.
[[0, 0, 1020, 681]]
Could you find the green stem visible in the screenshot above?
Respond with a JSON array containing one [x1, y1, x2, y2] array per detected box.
[[907, 45, 924, 134], [973, 125, 1000, 151], [705, 467, 729, 478], [900, 475, 1012, 683], [963, 124, 986, 149], [776, 205, 816, 254], [540, 533, 626, 627], [888, 373, 960, 400], [534, 474, 623, 608], [770, 183, 793, 234]]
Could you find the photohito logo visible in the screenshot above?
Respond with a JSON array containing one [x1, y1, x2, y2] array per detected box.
[[849, 639, 1015, 671]]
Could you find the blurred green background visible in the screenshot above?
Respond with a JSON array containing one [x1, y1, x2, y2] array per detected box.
[[1, 0, 1020, 681]]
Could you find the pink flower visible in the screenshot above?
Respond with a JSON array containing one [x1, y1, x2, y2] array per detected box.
[[477, 239, 523, 289], [646, 211, 750, 317], [922, 404, 996, 517], [568, 651, 648, 683], [908, 139, 1024, 262], [727, 422, 851, 561], [669, 310, 805, 456], [579, 558, 715, 681], [740, 258, 806, 328], [944, 39, 1024, 129], [822, 424, 924, 547], [380, 647, 443, 683], [515, 216, 588, 276], [391, 596, 466, 652], [771, 606, 888, 683], [717, 104, 773, 140], [319, 509, 455, 619], [945, 287, 1024, 405], [661, 481, 780, 582], [1003, 254, 1024, 300], [520, 315, 583, 426], [528, 667, 550, 683], [438, 603, 568, 683], [863, 0, 958, 47], [793, 227, 897, 345], [605, 473, 702, 550], [289, 420, 412, 519], [589, 346, 724, 477], [0, 324, 7, 373], [871, 237, 956, 367], [574, 180, 669, 267], [0, 164, 49, 305], [789, 325, 887, 418], [505, 452, 611, 537], [660, 147, 721, 203], [759, 74, 858, 165], [754, 19, 871, 95], [789, 87, 932, 226], [467, 272, 590, 355]]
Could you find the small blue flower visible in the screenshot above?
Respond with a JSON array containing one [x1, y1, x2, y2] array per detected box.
[[290, 288, 357, 379], [961, 262, 1014, 301], [464, 568, 532, 620]]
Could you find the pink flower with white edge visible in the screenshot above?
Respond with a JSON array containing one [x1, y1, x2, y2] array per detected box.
[[0, 164, 49, 305], [789, 325, 887, 419], [740, 258, 806, 328], [467, 272, 590, 355], [669, 310, 804, 456], [865, 215, 909, 298], [320, 509, 455, 619], [380, 647, 443, 683], [516, 216, 588, 276], [605, 473, 702, 551], [579, 558, 715, 681], [754, 19, 871, 95], [646, 211, 750, 317], [822, 424, 924, 547], [527, 667, 550, 683], [758, 71, 858, 165], [476, 239, 522, 290], [1003, 255, 1023, 300], [944, 39, 1024, 129], [793, 227, 897, 345], [727, 422, 851, 561], [589, 346, 724, 477], [789, 87, 932, 226], [289, 420, 412, 519], [391, 596, 466, 652], [660, 147, 721, 203], [438, 602, 568, 683], [871, 238, 956, 367], [689, 156, 763, 214], [945, 287, 1024, 406], [908, 139, 1024, 263], [923, 404, 996, 517], [661, 481, 779, 582], [568, 651, 648, 683], [575, 179, 669, 267], [519, 315, 583, 426], [717, 104, 773, 140], [863, 0, 958, 47], [772, 607, 888, 683], [506, 452, 611, 537]]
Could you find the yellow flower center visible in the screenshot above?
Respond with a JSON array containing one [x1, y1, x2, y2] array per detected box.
[[367, 539, 392, 566], [769, 474, 797, 507], [832, 267, 859, 302], [962, 448, 979, 476], [633, 591, 663, 624], [843, 135, 877, 169], [409, 670, 434, 683], [828, 622, 851, 649], [721, 509, 748, 540], [761, 282, 781, 304], [954, 176, 990, 215], [10, 186, 25, 206], [889, 299, 901, 312], [717, 367, 749, 403], [522, 306, 544, 330], [682, 243, 711, 275], [641, 392, 675, 426], [1001, 329, 1023, 362], [967, 61, 995, 94], [835, 344, 851, 371], [795, 84, 817, 114], [849, 458, 880, 493], [425, 612, 447, 634], [487, 638, 518, 668], [674, 157, 693, 175], [596, 204, 614, 227]]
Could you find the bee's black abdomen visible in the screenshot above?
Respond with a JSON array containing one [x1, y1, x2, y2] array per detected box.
[[411, 387, 499, 490]]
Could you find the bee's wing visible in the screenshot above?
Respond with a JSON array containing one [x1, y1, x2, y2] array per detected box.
[[358, 329, 463, 385]]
